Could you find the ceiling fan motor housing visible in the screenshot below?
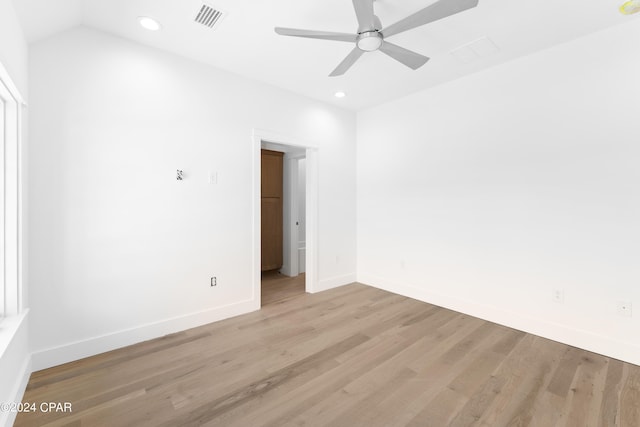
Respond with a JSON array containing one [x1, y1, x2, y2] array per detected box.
[[357, 14, 383, 34]]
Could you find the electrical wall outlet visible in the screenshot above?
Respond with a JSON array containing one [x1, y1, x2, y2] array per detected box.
[[211, 277, 217, 287], [617, 301, 632, 317], [552, 288, 564, 303]]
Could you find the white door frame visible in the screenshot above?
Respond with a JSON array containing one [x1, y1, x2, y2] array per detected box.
[[252, 129, 319, 306]]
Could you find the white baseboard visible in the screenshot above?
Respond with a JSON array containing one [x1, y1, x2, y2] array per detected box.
[[298, 247, 306, 274], [279, 265, 293, 277], [359, 273, 640, 367], [32, 298, 259, 371], [314, 273, 357, 293], [0, 356, 31, 427]]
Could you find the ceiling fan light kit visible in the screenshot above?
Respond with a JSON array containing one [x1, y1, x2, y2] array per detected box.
[[357, 31, 383, 52], [275, 0, 479, 76]]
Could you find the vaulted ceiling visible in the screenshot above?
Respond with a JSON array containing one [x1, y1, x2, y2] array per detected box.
[[14, 0, 639, 110]]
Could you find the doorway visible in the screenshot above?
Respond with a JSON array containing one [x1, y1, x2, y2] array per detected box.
[[260, 143, 306, 306], [252, 130, 319, 308]]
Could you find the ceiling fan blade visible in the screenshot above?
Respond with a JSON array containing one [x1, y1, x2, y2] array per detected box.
[[352, 0, 376, 32], [381, 0, 479, 39], [275, 27, 356, 43], [379, 42, 430, 70], [329, 48, 365, 77]]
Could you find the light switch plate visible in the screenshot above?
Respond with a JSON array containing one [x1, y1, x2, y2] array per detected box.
[[552, 288, 564, 303], [208, 171, 218, 184]]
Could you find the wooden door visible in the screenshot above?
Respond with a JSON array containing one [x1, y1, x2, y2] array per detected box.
[[261, 149, 284, 271]]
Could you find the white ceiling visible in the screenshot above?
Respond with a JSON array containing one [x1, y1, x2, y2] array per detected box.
[[13, 0, 639, 110]]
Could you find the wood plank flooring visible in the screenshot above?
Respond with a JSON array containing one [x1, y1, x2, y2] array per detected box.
[[261, 271, 305, 306], [15, 283, 640, 427]]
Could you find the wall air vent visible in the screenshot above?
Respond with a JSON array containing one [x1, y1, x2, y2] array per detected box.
[[194, 3, 226, 30]]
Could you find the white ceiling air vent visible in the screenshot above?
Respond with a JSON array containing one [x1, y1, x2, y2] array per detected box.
[[194, 3, 226, 30]]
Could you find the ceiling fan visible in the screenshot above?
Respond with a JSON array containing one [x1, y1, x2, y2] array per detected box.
[[275, 0, 479, 77]]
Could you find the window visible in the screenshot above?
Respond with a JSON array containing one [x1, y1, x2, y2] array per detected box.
[[0, 62, 24, 320]]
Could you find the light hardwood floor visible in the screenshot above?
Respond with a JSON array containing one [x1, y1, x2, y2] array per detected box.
[[16, 283, 640, 427], [261, 271, 305, 306]]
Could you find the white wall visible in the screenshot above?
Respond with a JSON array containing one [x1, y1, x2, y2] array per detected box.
[[0, 0, 28, 95], [0, 1, 30, 426], [357, 20, 640, 365], [29, 27, 356, 370]]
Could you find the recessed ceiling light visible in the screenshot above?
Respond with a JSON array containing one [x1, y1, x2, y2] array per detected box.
[[620, 0, 640, 14], [138, 16, 162, 31], [334, 91, 346, 98]]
